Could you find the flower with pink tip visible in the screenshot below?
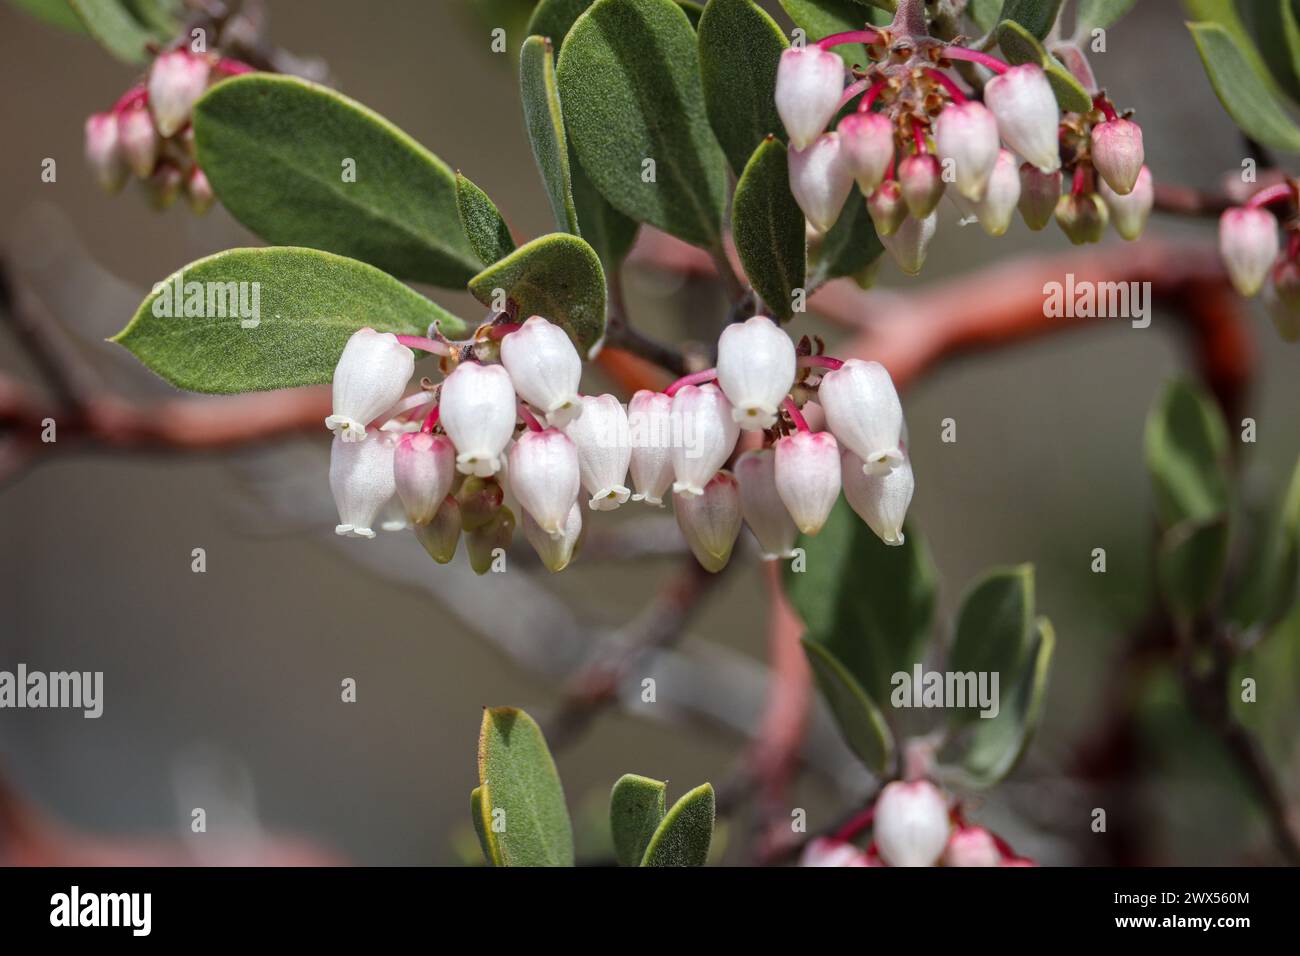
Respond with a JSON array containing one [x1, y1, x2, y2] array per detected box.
[[325, 328, 415, 443], [789, 132, 854, 233], [186, 166, 215, 215], [508, 428, 581, 536], [522, 502, 583, 572], [329, 430, 397, 539], [1017, 162, 1061, 231], [838, 111, 894, 194], [868, 179, 907, 237], [716, 315, 796, 431], [84, 112, 127, 194], [439, 361, 517, 476], [563, 394, 631, 510], [898, 153, 945, 219], [394, 431, 456, 524], [970, 148, 1021, 237], [117, 106, 159, 179], [818, 359, 903, 474], [942, 826, 1002, 867], [842, 448, 913, 546], [798, 837, 870, 868], [674, 470, 742, 573], [774, 430, 841, 536], [873, 779, 951, 867], [774, 46, 845, 150], [1099, 165, 1153, 241], [1090, 118, 1144, 196], [935, 101, 1000, 201], [670, 383, 739, 497], [628, 390, 675, 506], [499, 316, 583, 427], [984, 64, 1061, 173], [734, 449, 799, 560], [1218, 206, 1279, 298], [148, 49, 211, 137]]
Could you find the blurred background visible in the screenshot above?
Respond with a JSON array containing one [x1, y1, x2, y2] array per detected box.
[[0, 0, 1296, 865]]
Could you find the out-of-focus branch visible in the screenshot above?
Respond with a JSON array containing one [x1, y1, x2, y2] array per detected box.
[[1152, 182, 1232, 218]]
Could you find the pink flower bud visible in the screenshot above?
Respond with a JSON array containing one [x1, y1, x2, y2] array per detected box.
[[148, 49, 211, 137], [329, 430, 397, 538], [789, 132, 854, 233], [873, 780, 950, 867], [508, 428, 581, 535], [1018, 162, 1061, 231], [775, 46, 845, 150], [984, 64, 1061, 173], [898, 152, 945, 219], [1055, 192, 1108, 245], [563, 394, 631, 510], [867, 179, 907, 237], [842, 448, 912, 546], [466, 507, 515, 575], [522, 502, 583, 572], [674, 470, 742, 573], [1090, 118, 1144, 195], [670, 383, 739, 497], [798, 837, 870, 867], [734, 449, 799, 560], [942, 826, 1002, 867], [628, 390, 675, 505], [716, 315, 796, 431], [439, 361, 517, 476], [774, 430, 841, 535], [394, 431, 456, 524], [325, 328, 416, 443], [818, 359, 903, 475], [117, 106, 159, 178], [499, 316, 583, 427], [838, 111, 894, 193], [934, 101, 1000, 201], [970, 148, 1020, 237], [1099, 164, 1152, 241], [146, 162, 183, 210], [880, 210, 937, 275], [186, 166, 215, 214], [413, 496, 461, 563], [84, 112, 127, 193], [1219, 206, 1279, 297]]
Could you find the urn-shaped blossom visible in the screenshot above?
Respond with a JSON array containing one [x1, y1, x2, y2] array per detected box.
[[522, 502, 583, 572], [873, 780, 951, 867], [186, 166, 215, 214], [674, 470, 742, 573], [898, 153, 945, 219], [970, 149, 1021, 237], [880, 210, 937, 275], [670, 383, 739, 497], [868, 179, 907, 237], [628, 390, 675, 506], [1017, 162, 1061, 231], [716, 315, 796, 431], [934, 101, 1000, 201], [734, 449, 799, 560], [1090, 118, 1144, 196], [394, 431, 456, 524], [818, 359, 903, 474], [774, 431, 841, 535], [1219, 206, 1279, 297], [85, 112, 127, 194], [842, 449, 913, 546], [1055, 192, 1108, 245], [563, 394, 631, 510], [942, 826, 1002, 868], [329, 430, 397, 538], [789, 132, 854, 233], [325, 328, 415, 443], [984, 64, 1061, 173], [148, 49, 211, 137], [118, 106, 159, 179], [413, 497, 461, 564], [1100, 165, 1153, 241], [439, 361, 517, 476], [838, 111, 894, 194], [508, 428, 581, 536], [798, 837, 871, 868], [499, 316, 583, 427], [774, 46, 845, 151]]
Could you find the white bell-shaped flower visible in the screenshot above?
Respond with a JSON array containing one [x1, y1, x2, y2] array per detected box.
[[774, 430, 841, 535], [508, 428, 581, 537], [789, 132, 854, 233], [394, 431, 456, 525], [774, 46, 845, 150], [734, 449, 799, 560], [329, 430, 397, 538], [1018, 162, 1061, 231], [984, 64, 1061, 173], [674, 470, 742, 573], [934, 101, 1000, 201], [873, 780, 951, 867], [1219, 206, 1279, 298], [838, 111, 894, 194], [325, 328, 415, 443], [942, 827, 1002, 867], [628, 389, 675, 506], [148, 49, 211, 137], [499, 316, 583, 427], [670, 383, 739, 497], [563, 394, 631, 510], [970, 148, 1021, 237], [118, 106, 159, 179], [522, 502, 583, 572], [1100, 164, 1153, 241], [439, 361, 518, 477], [85, 112, 127, 194], [880, 210, 938, 275], [1090, 118, 1144, 196], [842, 448, 913, 546], [818, 359, 903, 475], [716, 315, 796, 431], [798, 837, 870, 868]]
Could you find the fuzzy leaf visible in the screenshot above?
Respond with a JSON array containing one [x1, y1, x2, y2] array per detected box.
[[1144, 379, 1230, 528], [640, 783, 714, 866], [732, 138, 805, 320], [1232, 456, 1300, 629], [802, 638, 894, 773], [521, 35, 581, 235], [1247, 0, 1300, 105], [609, 773, 666, 867], [477, 707, 574, 867], [1158, 514, 1230, 620], [193, 74, 481, 287], [111, 247, 465, 394], [556, 0, 728, 250], [966, 0, 1003, 32], [996, 20, 1093, 114], [570, 159, 640, 270], [1073, 0, 1137, 32], [9, 0, 88, 32], [67, 0, 158, 62], [470, 785, 498, 866], [777, 0, 888, 68], [698, 0, 789, 175], [996, 0, 1063, 40], [947, 565, 1036, 725], [1187, 20, 1300, 152], [527, 0, 592, 42], [456, 172, 516, 267], [468, 233, 607, 356], [808, 192, 883, 288]]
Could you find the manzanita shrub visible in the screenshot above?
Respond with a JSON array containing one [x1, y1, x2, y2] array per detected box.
[[19, 0, 1298, 865]]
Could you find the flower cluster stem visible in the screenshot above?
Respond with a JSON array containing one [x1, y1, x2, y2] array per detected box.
[[942, 45, 1010, 75], [664, 367, 718, 397]]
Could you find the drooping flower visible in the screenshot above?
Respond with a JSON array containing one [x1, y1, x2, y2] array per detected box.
[[148, 49, 211, 137], [734, 449, 799, 560], [873, 780, 951, 867], [1018, 162, 1061, 231], [842, 448, 913, 546], [674, 470, 742, 573], [465, 507, 515, 575], [186, 166, 215, 215], [146, 162, 183, 210], [1090, 118, 1144, 196], [716, 315, 796, 431], [898, 152, 945, 219], [670, 383, 739, 497], [934, 101, 1000, 201], [774, 46, 845, 151], [394, 431, 457, 525], [838, 111, 895, 194], [942, 826, 1002, 867], [413, 497, 461, 564], [868, 179, 908, 237], [818, 359, 903, 474], [439, 361, 517, 477], [1219, 206, 1279, 297], [789, 132, 854, 233], [628, 390, 675, 506], [969, 149, 1021, 237], [499, 316, 583, 427], [984, 64, 1061, 173], [1099, 164, 1153, 241], [84, 112, 127, 193], [508, 428, 581, 536], [1055, 191, 1108, 245], [521, 502, 583, 572], [324, 328, 415, 443], [117, 106, 159, 179], [798, 837, 871, 867], [329, 430, 397, 538], [880, 210, 938, 275], [774, 431, 841, 535], [563, 394, 631, 510]]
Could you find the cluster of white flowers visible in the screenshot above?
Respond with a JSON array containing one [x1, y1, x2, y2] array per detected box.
[[775, 36, 1150, 276], [325, 315, 913, 574], [1219, 192, 1300, 341]]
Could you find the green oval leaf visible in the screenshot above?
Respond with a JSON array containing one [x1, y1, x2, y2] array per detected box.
[[1187, 20, 1300, 152], [996, 0, 1063, 40], [996, 19, 1093, 113], [521, 36, 581, 235], [469, 233, 607, 356], [571, 159, 640, 270], [477, 707, 574, 867], [802, 638, 894, 774], [528, 0, 593, 43], [1232, 456, 1300, 629], [111, 247, 465, 394], [557, 0, 728, 251], [10, 0, 89, 33], [609, 773, 666, 867], [1074, 0, 1137, 33], [733, 138, 805, 320], [1158, 514, 1230, 620], [470, 785, 498, 866], [640, 783, 714, 866], [1144, 379, 1230, 528], [699, 0, 789, 176], [456, 172, 516, 267], [1246, 0, 1300, 105], [193, 74, 482, 288], [947, 565, 1036, 722], [777, 0, 886, 68], [68, 0, 159, 62]]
